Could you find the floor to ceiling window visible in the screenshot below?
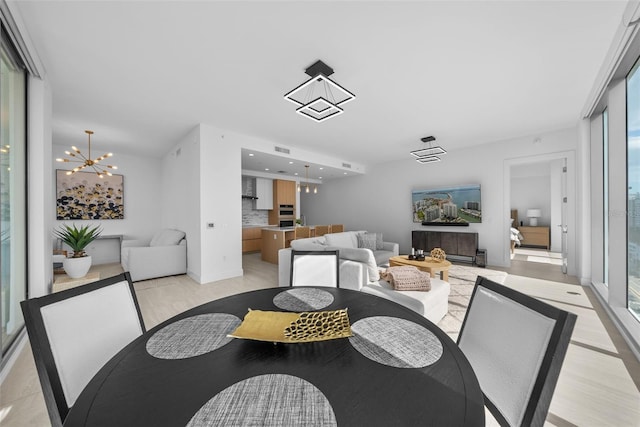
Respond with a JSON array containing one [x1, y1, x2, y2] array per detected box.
[[627, 58, 640, 321], [0, 25, 27, 359], [603, 108, 609, 286]]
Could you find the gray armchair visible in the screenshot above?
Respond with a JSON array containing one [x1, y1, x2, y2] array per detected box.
[[121, 229, 187, 281]]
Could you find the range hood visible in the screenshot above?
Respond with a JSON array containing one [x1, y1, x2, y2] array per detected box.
[[242, 195, 258, 200]]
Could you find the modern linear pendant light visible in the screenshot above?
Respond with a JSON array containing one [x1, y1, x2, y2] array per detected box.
[[410, 136, 447, 164], [284, 60, 356, 122], [297, 165, 318, 194], [56, 130, 118, 177]]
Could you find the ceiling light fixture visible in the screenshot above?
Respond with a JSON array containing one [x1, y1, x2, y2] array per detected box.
[[297, 164, 318, 194], [410, 136, 446, 164], [56, 130, 117, 177], [284, 60, 355, 122]]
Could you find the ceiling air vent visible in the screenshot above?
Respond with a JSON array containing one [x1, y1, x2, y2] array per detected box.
[[342, 162, 352, 169], [274, 146, 290, 154]]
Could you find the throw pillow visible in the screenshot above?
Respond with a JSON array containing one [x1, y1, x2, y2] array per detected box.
[[357, 234, 377, 251], [368, 232, 384, 250]]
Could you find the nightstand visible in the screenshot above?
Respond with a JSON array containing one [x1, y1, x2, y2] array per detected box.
[[518, 226, 550, 249]]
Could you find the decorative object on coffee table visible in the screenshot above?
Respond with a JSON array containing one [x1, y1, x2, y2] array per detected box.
[[430, 247, 446, 262]]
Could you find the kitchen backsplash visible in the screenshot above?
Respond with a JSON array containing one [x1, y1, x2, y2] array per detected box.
[[242, 198, 269, 225], [242, 176, 269, 225]]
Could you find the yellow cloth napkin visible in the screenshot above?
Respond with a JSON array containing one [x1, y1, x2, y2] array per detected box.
[[229, 309, 352, 343]]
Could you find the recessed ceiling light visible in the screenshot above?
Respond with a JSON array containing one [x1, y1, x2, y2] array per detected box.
[[319, 167, 324, 170], [265, 168, 269, 171], [319, 176, 323, 179], [294, 173, 299, 176], [343, 172, 348, 175], [289, 161, 294, 164], [249, 153, 254, 156]]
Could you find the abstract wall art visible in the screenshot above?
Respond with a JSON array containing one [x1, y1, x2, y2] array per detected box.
[[56, 170, 124, 220]]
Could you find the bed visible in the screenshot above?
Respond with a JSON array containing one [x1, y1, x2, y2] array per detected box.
[[510, 209, 523, 253]]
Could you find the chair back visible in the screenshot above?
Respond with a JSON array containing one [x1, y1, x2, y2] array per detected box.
[[295, 226, 311, 239], [314, 225, 330, 236], [290, 250, 340, 287], [457, 276, 576, 427], [20, 272, 145, 427], [329, 224, 344, 233]]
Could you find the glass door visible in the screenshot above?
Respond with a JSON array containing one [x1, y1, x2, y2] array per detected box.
[[0, 26, 27, 358]]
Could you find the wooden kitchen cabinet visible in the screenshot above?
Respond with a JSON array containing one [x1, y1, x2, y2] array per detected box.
[[519, 226, 550, 249], [274, 180, 296, 206], [242, 227, 263, 253]]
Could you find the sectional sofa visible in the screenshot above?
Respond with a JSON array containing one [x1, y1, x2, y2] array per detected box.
[[278, 230, 451, 323]]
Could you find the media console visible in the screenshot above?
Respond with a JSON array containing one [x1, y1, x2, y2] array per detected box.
[[412, 230, 479, 264]]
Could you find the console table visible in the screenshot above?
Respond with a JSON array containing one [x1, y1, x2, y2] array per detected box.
[[412, 230, 478, 262], [518, 226, 550, 249]]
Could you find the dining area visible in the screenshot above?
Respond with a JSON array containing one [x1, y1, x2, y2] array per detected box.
[[19, 252, 576, 427]]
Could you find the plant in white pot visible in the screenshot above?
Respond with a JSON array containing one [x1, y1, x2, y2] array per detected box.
[[54, 223, 102, 279]]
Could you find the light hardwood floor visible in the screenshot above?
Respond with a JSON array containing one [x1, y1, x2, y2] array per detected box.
[[1, 253, 639, 426]]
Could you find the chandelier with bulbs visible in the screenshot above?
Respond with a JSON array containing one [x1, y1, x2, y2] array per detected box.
[[56, 130, 117, 177]]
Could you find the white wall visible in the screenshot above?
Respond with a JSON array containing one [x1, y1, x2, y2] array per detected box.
[[162, 126, 202, 281], [162, 124, 243, 284], [28, 76, 53, 297], [52, 144, 163, 263], [511, 174, 551, 227], [302, 127, 578, 269]]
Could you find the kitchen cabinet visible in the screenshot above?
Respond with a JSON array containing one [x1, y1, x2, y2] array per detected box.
[[274, 179, 296, 206], [242, 227, 263, 253], [255, 178, 273, 210]]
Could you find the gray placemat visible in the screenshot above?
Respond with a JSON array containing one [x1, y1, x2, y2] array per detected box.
[[186, 374, 337, 426], [349, 316, 443, 368], [273, 288, 334, 311], [146, 313, 241, 359]]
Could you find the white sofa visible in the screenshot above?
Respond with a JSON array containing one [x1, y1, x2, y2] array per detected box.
[[121, 229, 187, 282], [278, 230, 450, 324]]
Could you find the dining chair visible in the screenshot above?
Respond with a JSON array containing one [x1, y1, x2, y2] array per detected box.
[[295, 226, 311, 239], [314, 225, 330, 236], [457, 276, 576, 427], [329, 224, 344, 233], [20, 272, 146, 427], [290, 250, 340, 287]]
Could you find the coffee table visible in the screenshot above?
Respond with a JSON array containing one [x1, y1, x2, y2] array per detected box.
[[389, 255, 452, 281]]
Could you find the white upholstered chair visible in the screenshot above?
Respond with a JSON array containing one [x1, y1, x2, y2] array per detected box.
[[121, 229, 187, 281], [457, 276, 577, 427], [20, 272, 145, 427], [290, 250, 340, 287]]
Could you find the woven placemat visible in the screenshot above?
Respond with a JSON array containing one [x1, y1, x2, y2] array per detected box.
[[273, 288, 334, 311], [146, 313, 241, 359], [349, 316, 443, 368], [186, 374, 337, 426]]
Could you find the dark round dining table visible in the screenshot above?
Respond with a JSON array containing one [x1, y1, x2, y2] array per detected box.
[[64, 287, 485, 426]]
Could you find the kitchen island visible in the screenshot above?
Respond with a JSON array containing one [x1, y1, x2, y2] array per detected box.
[[260, 226, 321, 263]]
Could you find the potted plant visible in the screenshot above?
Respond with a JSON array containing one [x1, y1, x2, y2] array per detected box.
[[54, 223, 102, 278]]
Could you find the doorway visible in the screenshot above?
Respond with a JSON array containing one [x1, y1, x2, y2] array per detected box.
[[504, 151, 575, 277]]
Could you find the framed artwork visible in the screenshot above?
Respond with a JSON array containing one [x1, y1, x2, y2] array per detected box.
[[56, 170, 124, 220]]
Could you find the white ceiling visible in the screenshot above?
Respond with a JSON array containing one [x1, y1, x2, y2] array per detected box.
[[14, 0, 627, 181]]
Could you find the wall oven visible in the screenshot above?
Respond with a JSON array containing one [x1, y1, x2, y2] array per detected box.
[[279, 219, 295, 228], [278, 204, 295, 217]]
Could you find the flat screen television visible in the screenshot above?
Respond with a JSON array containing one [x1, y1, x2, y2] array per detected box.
[[412, 184, 481, 225]]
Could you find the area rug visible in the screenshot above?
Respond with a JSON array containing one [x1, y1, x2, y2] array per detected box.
[[437, 265, 508, 339]]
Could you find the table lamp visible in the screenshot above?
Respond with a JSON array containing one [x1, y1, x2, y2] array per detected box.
[[527, 209, 542, 226]]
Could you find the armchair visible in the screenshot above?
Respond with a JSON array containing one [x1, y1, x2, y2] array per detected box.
[[121, 229, 187, 281]]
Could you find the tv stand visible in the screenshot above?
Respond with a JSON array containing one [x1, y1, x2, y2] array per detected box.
[[412, 230, 478, 263]]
